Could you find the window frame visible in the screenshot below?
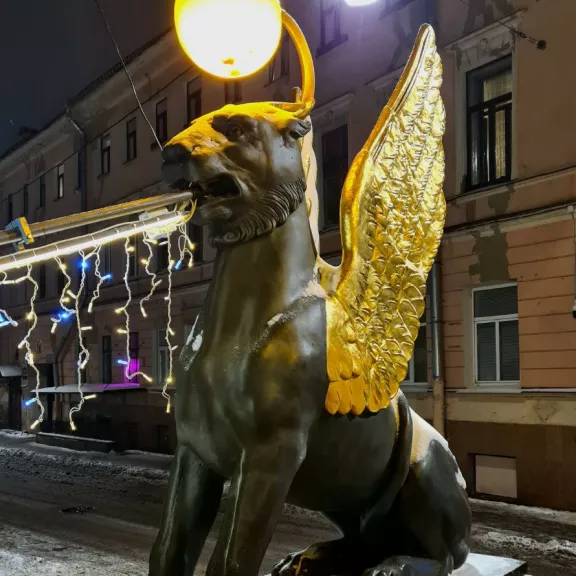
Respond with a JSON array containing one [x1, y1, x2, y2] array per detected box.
[[320, 123, 349, 231], [186, 82, 202, 124], [465, 56, 513, 192], [56, 164, 65, 199], [102, 335, 112, 385], [156, 98, 168, 145], [38, 175, 45, 208], [268, 34, 290, 84], [101, 134, 111, 175], [188, 222, 204, 263], [126, 118, 137, 162], [224, 81, 242, 105], [156, 240, 170, 272], [157, 329, 170, 386], [102, 244, 112, 276], [22, 185, 28, 216], [402, 322, 428, 387], [317, 0, 348, 57], [472, 283, 520, 385]]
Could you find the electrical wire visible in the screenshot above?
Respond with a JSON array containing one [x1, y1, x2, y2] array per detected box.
[[91, 0, 163, 150]]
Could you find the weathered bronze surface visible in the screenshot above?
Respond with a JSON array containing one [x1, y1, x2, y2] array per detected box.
[[150, 24, 471, 576]]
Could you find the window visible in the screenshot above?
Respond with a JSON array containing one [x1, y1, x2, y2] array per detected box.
[[39, 175, 45, 207], [101, 135, 111, 175], [127, 238, 138, 278], [473, 284, 519, 383], [57, 265, 66, 295], [7, 194, 13, 223], [57, 164, 65, 199], [102, 244, 112, 276], [224, 81, 242, 105], [268, 34, 290, 83], [466, 56, 512, 190], [126, 118, 137, 161], [156, 99, 168, 144], [38, 263, 46, 300], [188, 223, 204, 263], [321, 124, 348, 228], [102, 335, 112, 385], [403, 323, 427, 384], [128, 332, 140, 383], [156, 240, 169, 272], [158, 329, 170, 385], [186, 82, 202, 124], [22, 185, 28, 216], [317, 0, 348, 56]]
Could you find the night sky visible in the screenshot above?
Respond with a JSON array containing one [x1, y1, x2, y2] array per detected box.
[[0, 0, 173, 156]]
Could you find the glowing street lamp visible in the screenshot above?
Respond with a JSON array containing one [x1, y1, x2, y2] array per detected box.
[[174, 0, 283, 79]]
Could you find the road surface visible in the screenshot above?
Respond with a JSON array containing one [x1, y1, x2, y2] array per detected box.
[[0, 433, 574, 576]]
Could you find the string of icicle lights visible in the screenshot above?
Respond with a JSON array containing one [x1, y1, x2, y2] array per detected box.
[[0, 206, 196, 431]]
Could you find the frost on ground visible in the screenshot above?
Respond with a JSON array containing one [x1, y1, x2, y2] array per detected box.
[[0, 430, 34, 439], [0, 524, 145, 576]]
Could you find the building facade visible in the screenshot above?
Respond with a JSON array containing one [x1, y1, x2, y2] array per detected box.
[[1, 0, 575, 510]]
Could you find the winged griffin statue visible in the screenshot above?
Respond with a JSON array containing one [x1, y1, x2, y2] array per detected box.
[[152, 23, 471, 576]]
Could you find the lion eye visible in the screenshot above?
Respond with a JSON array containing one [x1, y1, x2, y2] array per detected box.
[[226, 124, 243, 141]]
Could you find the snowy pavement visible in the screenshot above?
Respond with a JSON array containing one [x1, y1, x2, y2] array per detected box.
[[0, 431, 575, 576]]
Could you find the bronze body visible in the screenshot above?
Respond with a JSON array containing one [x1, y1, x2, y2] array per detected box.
[[150, 26, 471, 576]]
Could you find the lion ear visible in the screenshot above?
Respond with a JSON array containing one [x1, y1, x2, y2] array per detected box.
[[285, 118, 311, 140]]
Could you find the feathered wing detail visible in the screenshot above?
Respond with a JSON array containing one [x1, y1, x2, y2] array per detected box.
[[323, 24, 446, 416]]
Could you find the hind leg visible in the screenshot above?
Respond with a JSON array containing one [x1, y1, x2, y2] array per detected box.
[[362, 432, 471, 576]]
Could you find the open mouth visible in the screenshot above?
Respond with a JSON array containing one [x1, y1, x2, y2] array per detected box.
[[191, 174, 241, 204]]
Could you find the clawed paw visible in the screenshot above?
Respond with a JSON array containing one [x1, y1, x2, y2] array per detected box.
[[272, 550, 313, 576], [272, 541, 348, 576]]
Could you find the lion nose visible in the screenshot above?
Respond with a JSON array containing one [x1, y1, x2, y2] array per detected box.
[[162, 143, 190, 164]]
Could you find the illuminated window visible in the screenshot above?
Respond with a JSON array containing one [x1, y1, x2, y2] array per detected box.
[[57, 164, 65, 199], [466, 56, 512, 190]]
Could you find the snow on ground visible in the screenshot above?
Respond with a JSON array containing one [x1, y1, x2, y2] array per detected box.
[[0, 430, 34, 439], [0, 524, 145, 576]]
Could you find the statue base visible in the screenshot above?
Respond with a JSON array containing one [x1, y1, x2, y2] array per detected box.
[[455, 554, 527, 576]]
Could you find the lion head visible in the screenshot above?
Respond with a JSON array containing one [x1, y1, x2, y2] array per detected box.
[[162, 102, 312, 245]]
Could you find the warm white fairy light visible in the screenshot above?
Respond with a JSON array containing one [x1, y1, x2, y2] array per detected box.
[[140, 237, 162, 318], [68, 250, 92, 431], [118, 238, 153, 384], [162, 232, 175, 413], [175, 222, 195, 270], [49, 257, 76, 335], [17, 265, 44, 431], [88, 247, 110, 313], [0, 212, 186, 274]]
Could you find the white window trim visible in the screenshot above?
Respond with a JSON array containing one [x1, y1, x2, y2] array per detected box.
[[402, 322, 427, 387], [472, 283, 520, 387], [449, 13, 523, 196]]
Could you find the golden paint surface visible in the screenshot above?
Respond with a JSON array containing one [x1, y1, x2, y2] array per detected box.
[[321, 25, 446, 416]]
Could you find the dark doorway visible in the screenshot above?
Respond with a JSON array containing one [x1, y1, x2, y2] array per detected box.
[[8, 379, 22, 430]]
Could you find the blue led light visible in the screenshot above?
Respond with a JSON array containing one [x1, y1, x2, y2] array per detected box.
[[24, 398, 37, 407], [102, 274, 113, 281]]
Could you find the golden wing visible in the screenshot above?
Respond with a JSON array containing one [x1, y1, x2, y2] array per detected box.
[[322, 24, 446, 416]]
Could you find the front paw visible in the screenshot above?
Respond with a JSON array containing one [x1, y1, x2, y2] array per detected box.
[[272, 542, 347, 576]]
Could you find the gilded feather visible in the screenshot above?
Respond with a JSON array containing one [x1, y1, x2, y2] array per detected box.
[[320, 24, 446, 416]]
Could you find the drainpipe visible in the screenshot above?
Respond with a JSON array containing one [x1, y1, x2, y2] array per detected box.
[[430, 260, 445, 436], [51, 109, 88, 390]]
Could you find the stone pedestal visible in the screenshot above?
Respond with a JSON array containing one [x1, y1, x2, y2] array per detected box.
[[455, 554, 527, 576]]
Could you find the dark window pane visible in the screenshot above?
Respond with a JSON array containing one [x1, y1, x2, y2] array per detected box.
[[413, 324, 428, 383], [187, 84, 202, 124], [157, 242, 169, 271], [322, 124, 348, 228], [474, 286, 518, 318], [102, 335, 112, 384], [477, 322, 497, 381], [499, 320, 519, 381], [39, 175, 45, 207]]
